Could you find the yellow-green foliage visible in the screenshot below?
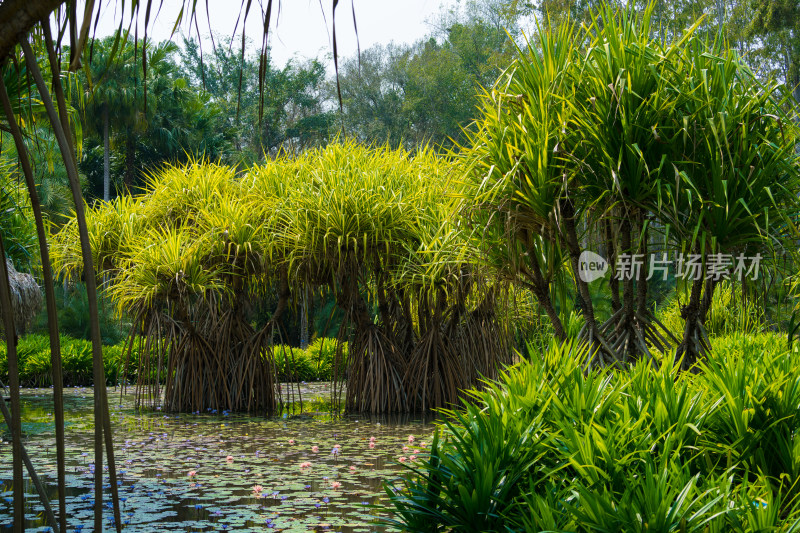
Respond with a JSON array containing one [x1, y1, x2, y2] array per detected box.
[[51, 141, 466, 316], [655, 282, 765, 345], [271, 338, 348, 382], [50, 142, 503, 413]]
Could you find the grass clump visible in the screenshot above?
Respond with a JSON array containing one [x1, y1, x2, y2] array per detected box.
[[385, 333, 800, 532]]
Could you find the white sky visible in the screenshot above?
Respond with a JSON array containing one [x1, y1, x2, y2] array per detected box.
[[85, 0, 453, 68]]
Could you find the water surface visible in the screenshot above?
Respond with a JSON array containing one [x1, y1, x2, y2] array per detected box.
[[0, 384, 434, 532]]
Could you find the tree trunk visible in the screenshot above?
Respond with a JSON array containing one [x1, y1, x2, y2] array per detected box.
[[300, 284, 309, 349], [636, 213, 649, 319], [527, 252, 566, 341], [620, 214, 635, 357], [561, 199, 606, 358], [606, 217, 621, 313], [103, 103, 110, 201], [124, 134, 135, 192], [676, 275, 706, 370]]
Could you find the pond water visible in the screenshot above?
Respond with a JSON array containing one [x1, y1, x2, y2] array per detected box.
[[0, 384, 435, 532]]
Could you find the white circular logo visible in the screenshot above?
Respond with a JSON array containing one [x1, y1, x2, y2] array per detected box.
[[578, 251, 608, 283]]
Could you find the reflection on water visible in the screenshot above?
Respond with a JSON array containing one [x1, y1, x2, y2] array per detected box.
[[0, 384, 436, 532]]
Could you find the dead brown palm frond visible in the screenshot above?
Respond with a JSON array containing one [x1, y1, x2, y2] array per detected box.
[[0, 258, 43, 337]]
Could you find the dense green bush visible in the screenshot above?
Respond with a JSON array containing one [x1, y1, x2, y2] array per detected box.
[[0, 334, 153, 387], [273, 338, 348, 382], [0, 334, 349, 387], [385, 333, 800, 531]]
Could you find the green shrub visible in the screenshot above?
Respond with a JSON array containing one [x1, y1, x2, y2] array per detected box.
[[306, 337, 348, 378], [0, 334, 155, 387], [385, 335, 800, 531], [270, 339, 348, 382], [273, 346, 315, 381], [656, 282, 766, 345]]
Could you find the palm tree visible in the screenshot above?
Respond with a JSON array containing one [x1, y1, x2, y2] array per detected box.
[[80, 34, 138, 200], [80, 35, 189, 198]]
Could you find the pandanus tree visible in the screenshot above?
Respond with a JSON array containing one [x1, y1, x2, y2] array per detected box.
[[52, 141, 512, 414], [664, 40, 800, 367], [463, 2, 800, 367], [264, 143, 510, 412], [53, 162, 279, 413]]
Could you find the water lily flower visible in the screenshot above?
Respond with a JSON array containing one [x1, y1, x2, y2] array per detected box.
[[349, 466, 356, 472], [402, 446, 410, 452], [288, 439, 296, 445], [398, 456, 407, 463], [311, 446, 319, 453], [408, 435, 415, 443], [225, 455, 234, 463], [252, 484, 263, 495], [368, 442, 375, 449], [410, 455, 417, 461], [188, 470, 197, 477], [331, 481, 342, 489], [300, 462, 312, 469]]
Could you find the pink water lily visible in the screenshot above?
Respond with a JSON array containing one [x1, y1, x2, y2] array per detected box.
[[369, 442, 375, 449], [225, 455, 234, 463], [410, 455, 417, 461], [398, 456, 407, 463], [407, 435, 415, 443], [288, 439, 296, 445], [252, 484, 263, 495], [402, 446, 410, 452], [311, 446, 319, 453], [349, 465, 356, 472], [187, 470, 197, 477], [331, 481, 342, 489], [300, 462, 311, 469]]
